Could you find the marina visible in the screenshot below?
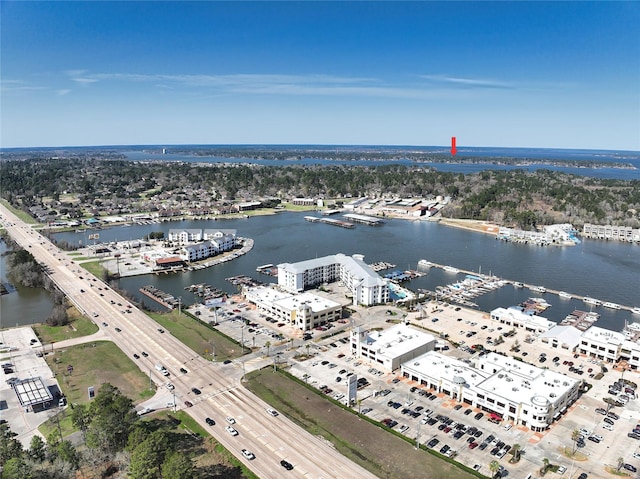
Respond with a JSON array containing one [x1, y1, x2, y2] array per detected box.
[[184, 283, 226, 302], [559, 309, 601, 331], [256, 263, 278, 276], [368, 261, 396, 272], [342, 213, 384, 226]]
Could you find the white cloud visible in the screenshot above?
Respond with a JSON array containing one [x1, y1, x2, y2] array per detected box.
[[421, 74, 515, 90]]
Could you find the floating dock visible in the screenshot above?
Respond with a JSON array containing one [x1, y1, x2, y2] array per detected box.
[[304, 216, 355, 229], [342, 213, 384, 225], [139, 285, 178, 309]]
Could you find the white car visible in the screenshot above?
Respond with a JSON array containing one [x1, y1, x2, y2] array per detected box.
[[503, 423, 512, 431], [602, 423, 614, 431], [579, 428, 591, 436], [225, 426, 238, 436], [166, 383, 175, 391], [241, 449, 255, 460], [226, 416, 236, 424], [633, 452, 640, 460], [266, 408, 279, 417]]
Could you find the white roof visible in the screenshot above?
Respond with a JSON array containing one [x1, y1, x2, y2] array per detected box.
[[274, 292, 341, 313], [538, 325, 584, 347], [580, 325, 626, 345], [363, 324, 435, 360]]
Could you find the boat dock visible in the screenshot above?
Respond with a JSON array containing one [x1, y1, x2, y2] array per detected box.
[[185, 283, 226, 301], [369, 261, 396, 272], [342, 213, 384, 225], [304, 216, 355, 229], [560, 310, 600, 331], [418, 258, 639, 314], [256, 264, 279, 276], [139, 285, 178, 310]]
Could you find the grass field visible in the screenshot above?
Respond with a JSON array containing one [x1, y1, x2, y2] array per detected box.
[[246, 368, 480, 479], [45, 340, 154, 406], [0, 199, 38, 224], [34, 311, 98, 343], [79, 260, 106, 278], [146, 310, 247, 361]]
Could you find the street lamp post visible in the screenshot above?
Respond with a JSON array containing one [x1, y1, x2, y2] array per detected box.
[[241, 326, 245, 354]]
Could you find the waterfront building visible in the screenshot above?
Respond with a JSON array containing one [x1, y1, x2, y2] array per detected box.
[[576, 326, 626, 364], [179, 234, 237, 263], [243, 285, 342, 331], [583, 223, 640, 243], [277, 253, 389, 306], [400, 351, 581, 431], [350, 323, 436, 371], [168, 228, 203, 243], [538, 325, 584, 351], [490, 307, 556, 334]]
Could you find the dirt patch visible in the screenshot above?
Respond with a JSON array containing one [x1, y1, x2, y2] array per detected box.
[[246, 369, 477, 479]]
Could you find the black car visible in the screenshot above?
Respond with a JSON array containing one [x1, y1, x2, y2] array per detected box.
[[578, 473, 588, 479], [115, 327, 121, 333], [180, 367, 188, 374], [464, 408, 473, 415], [223, 359, 232, 365], [474, 412, 484, 420], [478, 442, 488, 450], [191, 387, 201, 395], [133, 354, 140, 359], [205, 417, 215, 426], [427, 438, 439, 448], [624, 464, 637, 473], [280, 460, 294, 471], [141, 351, 148, 357]]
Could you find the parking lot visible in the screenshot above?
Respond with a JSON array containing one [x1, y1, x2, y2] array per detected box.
[[0, 327, 65, 447], [188, 289, 640, 478]]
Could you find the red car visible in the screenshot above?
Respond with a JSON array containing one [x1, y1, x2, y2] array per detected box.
[[184, 401, 193, 408], [469, 442, 478, 449]]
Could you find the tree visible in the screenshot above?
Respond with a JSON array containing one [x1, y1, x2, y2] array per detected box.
[[571, 429, 580, 455], [0, 423, 24, 466], [86, 383, 138, 454], [541, 457, 550, 476], [511, 443, 521, 462], [71, 404, 91, 442], [161, 451, 195, 479], [617, 456, 625, 471], [489, 460, 501, 478], [28, 435, 46, 462], [1, 457, 32, 479], [55, 440, 80, 470], [128, 430, 170, 479], [264, 340, 271, 357]]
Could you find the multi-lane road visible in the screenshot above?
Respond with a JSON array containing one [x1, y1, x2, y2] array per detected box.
[[0, 204, 378, 479]]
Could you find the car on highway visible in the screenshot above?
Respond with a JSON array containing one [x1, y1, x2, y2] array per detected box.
[[266, 408, 279, 417], [133, 354, 140, 359], [166, 383, 175, 391], [191, 387, 201, 395], [141, 351, 148, 357], [115, 327, 121, 333], [180, 367, 188, 374], [225, 426, 238, 436], [226, 417, 236, 424], [205, 417, 215, 426], [184, 401, 193, 408], [102, 322, 108, 327], [280, 459, 294, 470], [241, 449, 255, 460]]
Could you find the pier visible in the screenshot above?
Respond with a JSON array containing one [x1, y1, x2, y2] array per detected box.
[[342, 213, 384, 225], [418, 258, 639, 314], [139, 285, 178, 309], [304, 216, 355, 229]]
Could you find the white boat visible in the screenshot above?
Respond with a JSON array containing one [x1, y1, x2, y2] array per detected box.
[[603, 302, 621, 310], [513, 282, 524, 288], [443, 266, 460, 273], [583, 297, 602, 306], [633, 308, 640, 315], [558, 291, 572, 299], [530, 286, 546, 293], [418, 259, 433, 268]]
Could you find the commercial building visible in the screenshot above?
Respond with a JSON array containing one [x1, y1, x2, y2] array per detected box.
[[244, 285, 342, 331], [277, 253, 389, 306], [490, 307, 556, 334], [401, 351, 581, 431], [350, 323, 436, 371]]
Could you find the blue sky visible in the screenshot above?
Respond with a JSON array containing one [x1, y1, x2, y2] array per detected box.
[[1, 1, 639, 150]]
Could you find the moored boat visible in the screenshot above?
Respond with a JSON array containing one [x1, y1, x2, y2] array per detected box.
[[513, 282, 524, 288], [583, 297, 602, 306], [603, 302, 621, 310], [443, 265, 460, 273], [558, 291, 572, 299], [632, 307, 640, 315]]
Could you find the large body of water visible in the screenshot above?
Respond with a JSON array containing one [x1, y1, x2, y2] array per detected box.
[[123, 145, 640, 181], [45, 212, 640, 334]]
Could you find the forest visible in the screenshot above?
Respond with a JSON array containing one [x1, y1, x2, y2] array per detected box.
[[1, 157, 638, 229]]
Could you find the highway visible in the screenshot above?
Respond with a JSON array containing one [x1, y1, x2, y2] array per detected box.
[[0, 204, 379, 479]]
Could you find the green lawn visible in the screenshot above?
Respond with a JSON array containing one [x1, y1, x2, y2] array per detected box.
[[35, 315, 98, 343], [146, 310, 247, 361], [79, 260, 107, 278], [44, 341, 154, 406], [0, 199, 38, 224]]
